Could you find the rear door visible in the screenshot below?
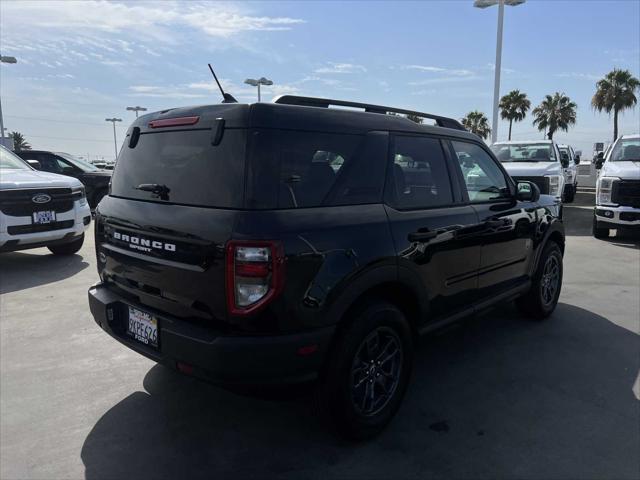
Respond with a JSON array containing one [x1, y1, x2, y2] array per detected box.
[[448, 139, 537, 300], [384, 134, 482, 320], [97, 116, 247, 327]]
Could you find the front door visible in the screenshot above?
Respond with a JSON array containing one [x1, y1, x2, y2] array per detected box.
[[448, 139, 537, 300]]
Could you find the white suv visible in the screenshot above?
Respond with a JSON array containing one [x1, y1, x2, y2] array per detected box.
[[0, 145, 92, 254], [490, 140, 566, 203], [593, 134, 640, 238]]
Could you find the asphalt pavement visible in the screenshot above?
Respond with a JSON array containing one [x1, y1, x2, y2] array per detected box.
[[1, 189, 638, 479]]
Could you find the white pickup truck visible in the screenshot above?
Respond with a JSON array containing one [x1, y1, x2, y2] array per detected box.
[[0, 145, 92, 254], [593, 134, 640, 238]]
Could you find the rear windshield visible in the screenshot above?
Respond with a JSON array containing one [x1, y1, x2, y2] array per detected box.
[[111, 128, 246, 208], [491, 143, 557, 162]]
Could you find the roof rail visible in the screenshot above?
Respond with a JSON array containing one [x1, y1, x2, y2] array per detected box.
[[272, 95, 466, 131]]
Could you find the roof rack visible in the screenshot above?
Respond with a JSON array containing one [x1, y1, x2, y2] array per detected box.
[[272, 95, 466, 131]]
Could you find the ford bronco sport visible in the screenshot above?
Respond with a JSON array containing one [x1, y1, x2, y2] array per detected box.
[[89, 96, 565, 439]]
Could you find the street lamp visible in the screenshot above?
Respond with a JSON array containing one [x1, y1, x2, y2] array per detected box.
[[244, 77, 273, 102], [0, 55, 18, 144], [126, 106, 147, 118], [474, 0, 526, 144], [105, 118, 122, 159]]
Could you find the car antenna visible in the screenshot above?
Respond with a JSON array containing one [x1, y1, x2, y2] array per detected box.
[[208, 64, 238, 103]]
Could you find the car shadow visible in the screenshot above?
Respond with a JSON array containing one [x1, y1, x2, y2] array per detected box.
[[0, 250, 90, 294], [80, 303, 640, 479]]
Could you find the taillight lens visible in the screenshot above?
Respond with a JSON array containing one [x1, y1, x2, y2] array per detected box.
[[226, 241, 284, 315]]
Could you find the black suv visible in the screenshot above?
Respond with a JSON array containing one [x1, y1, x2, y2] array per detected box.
[[88, 96, 565, 439], [16, 150, 111, 208]]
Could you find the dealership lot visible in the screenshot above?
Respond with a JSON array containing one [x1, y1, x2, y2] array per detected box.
[[1, 194, 638, 479]]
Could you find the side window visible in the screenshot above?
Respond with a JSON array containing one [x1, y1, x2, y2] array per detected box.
[[386, 136, 453, 210], [35, 154, 62, 174], [451, 141, 511, 203], [53, 156, 75, 174]]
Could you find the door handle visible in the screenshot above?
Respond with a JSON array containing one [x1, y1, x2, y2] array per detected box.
[[408, 229, 438, 242], [484, 218, 509, 228]]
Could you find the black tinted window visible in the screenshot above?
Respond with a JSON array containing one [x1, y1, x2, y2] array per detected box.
[[111, 129, 246, 208], [247, 130, 386, 209], [386, 136, 452, 210], [452, 141, 510, 203]]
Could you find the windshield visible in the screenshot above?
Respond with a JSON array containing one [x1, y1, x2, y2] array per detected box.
[[55, 152, 101, 171], [610, 138, 640, 161], [491, 143, 557, 162], [0, 146, 31, 170]]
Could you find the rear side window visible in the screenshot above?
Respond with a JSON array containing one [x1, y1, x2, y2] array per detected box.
[[111, 129, 246, 208], [385, 135, 453, 210], [247, 130, 386, 209]]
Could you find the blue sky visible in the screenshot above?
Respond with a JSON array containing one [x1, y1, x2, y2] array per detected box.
[[1, 0, 639, 161]]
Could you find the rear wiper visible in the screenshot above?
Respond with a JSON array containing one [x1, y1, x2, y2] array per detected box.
[[135, 183, 170, 200]]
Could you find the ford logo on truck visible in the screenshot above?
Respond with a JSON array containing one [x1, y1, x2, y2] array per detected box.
[[32, 193, 51, 204], [113, 231, 176, 253]]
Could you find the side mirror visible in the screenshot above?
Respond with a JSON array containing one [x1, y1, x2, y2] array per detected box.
[[26, 159, 42, 170], [61, 166, 76, 175], [595, 152, 605, 169], [560, 152, 570, 168], [574, 154, 581, 164], [516, 180, 541, 202]]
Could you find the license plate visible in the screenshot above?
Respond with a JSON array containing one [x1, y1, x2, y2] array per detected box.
[[127, 306, 159, 349], [32, 211, 56, 224]]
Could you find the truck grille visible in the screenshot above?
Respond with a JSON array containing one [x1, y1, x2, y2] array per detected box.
[[511, 176, 550, 195], [7, 220, 75, 235], [612, 180, 640, 208], [0, 188, 76, 217]]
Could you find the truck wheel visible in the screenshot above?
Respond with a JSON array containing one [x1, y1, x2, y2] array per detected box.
[[316, 301, 413, 440], [565, 185, 575, 203], [48, 234, 84, 255], [516, 241, 563, 320], [592, 216, 609, 239]]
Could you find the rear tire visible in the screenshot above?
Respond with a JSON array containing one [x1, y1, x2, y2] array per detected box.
[[48, 234, 84, 255], [592, 216, 609, 239], [516, 241, 563, 320], [316, 301, 413, 440], [564, 184, 575, 203]]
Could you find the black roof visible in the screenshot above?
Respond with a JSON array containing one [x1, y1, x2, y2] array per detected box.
[[131, 97, 479, 141]]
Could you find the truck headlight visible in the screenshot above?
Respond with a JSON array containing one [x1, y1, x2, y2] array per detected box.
[[545, 175, 562, 197], [72, 186, 87, 206], [596, 177, 619, 206]]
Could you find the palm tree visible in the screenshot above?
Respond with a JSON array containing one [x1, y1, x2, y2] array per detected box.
[[461, 111, 491, 140], [9, 131, 31, 151], [592, 68, 640, 142], [499, 90, 531, 140], [532, 93, 577, 140]]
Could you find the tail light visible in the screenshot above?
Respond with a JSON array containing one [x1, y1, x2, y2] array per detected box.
[[225, 240, 285, 316]]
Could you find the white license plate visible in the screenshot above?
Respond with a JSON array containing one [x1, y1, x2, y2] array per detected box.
[[127, 306, 158, 349], [32, 210, 56, 224]]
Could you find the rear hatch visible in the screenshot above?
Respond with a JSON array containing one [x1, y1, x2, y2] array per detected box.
[[96, 104, 248, 330]]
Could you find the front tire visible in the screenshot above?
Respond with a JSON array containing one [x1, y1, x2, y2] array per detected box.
[[316, 301, 413, 440], [516, 241, 563, 320], [592, 216, 609, 239], [48, 234, 84, 255], [564, 184, 575, 203]]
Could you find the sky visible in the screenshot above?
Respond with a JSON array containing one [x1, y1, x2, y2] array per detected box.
[[1, 0, 639, 161]]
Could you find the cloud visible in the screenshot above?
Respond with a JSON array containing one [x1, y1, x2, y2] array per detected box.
[[314, 62, 367, 74], [408, 76, 481, 86], [555, 72, 602, 81], [402, 65, 474, 76]]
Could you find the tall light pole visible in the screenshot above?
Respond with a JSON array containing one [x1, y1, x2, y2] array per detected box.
[[474, 0, 525, 144], [0, 55, 17, 144], [105, 118, 122, 159], [126, 106, 147, 118], [244, 77, 273, 102]]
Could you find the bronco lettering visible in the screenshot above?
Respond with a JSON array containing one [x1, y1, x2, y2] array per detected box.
[[112, 231, 176, 252]]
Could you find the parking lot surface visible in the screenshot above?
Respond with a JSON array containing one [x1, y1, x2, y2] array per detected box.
[[1, 193, 639, 479]]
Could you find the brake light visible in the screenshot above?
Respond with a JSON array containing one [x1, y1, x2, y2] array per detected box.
[[225, 241, 285, 316], [148, 116, 200, 128]]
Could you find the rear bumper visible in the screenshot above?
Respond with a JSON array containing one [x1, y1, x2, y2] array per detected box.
[[595, 206, 640, 228], [88, 282, 335, 385]]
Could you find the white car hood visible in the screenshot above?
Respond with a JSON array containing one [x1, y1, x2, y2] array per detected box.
[[0, 169, 83, 190], [500, 161, 561, 177], [601, 161, 640, 180]]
